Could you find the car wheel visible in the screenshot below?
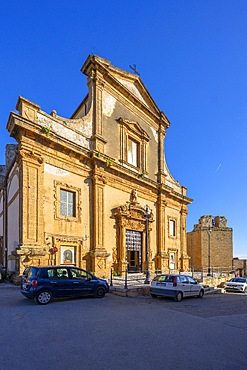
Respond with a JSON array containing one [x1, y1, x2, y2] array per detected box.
[[94, 287, 106, 298], [35, 291, 52, 305], [197, 289, 204, 298], [151, 294, 157, 298], [175, 292, 183, 302]]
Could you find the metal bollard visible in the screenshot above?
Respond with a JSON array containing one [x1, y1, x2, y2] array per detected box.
[[124, 268, 128, 289], [110, 268, 113, 287]]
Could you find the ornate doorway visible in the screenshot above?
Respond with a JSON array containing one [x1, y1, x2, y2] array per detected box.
[[113, 190, 154, 273]]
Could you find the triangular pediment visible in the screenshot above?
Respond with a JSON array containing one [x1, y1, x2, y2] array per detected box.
[[117, 118, 150, 142], [81, 55, 170, 127], [112, 74, 149, 108]]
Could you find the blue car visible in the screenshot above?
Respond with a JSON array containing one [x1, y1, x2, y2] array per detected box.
[[21, 265, 109, 305]]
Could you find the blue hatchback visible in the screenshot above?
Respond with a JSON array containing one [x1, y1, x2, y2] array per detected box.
[[21, 266, 109, 304]]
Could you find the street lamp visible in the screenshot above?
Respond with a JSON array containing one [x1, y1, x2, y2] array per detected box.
[[207, 226, 212, 276], [143, 204, 152, 284]]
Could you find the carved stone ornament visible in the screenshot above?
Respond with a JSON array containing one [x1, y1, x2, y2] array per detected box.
[[130, 189, 138, 204], [93, 172, 107, 185], [114, 197, 154, 227]]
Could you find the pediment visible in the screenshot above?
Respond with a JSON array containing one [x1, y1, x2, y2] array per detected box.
[[81, 55, 169, 124], [107, 69, 160, 116], [113, 76, 149, 107], [117, 118, 150, 141]]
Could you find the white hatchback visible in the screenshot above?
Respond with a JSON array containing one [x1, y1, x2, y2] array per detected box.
[[225, 277, 247, 293], [150, 274, 204, 302]]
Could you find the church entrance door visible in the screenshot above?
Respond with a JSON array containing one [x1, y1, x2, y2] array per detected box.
[[126, 230, 142, 272]]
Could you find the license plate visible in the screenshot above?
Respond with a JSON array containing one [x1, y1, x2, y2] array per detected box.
[[157, 282, 166, 286]]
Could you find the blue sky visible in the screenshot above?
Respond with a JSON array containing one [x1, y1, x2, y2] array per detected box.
[[1, 1, 247, 257]]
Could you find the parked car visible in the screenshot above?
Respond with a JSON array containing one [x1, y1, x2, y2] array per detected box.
[[150, 274, 204, 302], [225, 277, 247, 293], [0, 264, 6, 283], [21, 265, 109, 304]]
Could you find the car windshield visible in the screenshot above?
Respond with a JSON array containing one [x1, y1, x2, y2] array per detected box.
[[230, 278, 247, 283], [153, 275, 174, 283]]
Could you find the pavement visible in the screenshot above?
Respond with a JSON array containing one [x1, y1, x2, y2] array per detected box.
[[1, 280, 247, 370]]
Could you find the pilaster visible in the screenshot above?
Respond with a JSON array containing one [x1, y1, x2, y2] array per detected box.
[[17, 147, 44, 249], [91, 170, 110, 276], [155, 194, 168, 271], [180, 202, 190, 271], [157, 127, 167, 184], [88, 69, 107, 153]]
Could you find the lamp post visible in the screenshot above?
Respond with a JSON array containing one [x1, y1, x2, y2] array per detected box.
[[207, 226, 212, 276], [143, 204, 152, 284]]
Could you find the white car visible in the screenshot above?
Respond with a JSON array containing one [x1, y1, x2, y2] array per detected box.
[[225, 277, 247, 293], [150, 274, 204, 302]]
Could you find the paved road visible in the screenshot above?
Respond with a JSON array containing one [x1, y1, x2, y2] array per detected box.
[[0, 282, 247, 370]]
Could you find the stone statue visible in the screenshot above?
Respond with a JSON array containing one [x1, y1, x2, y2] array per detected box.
[[130, 189, 138, 204]]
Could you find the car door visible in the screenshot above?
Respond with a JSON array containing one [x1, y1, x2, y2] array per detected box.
[[187, 276, 200, 296], [50, 267, 74, 297], [179, 276, 191, 297], [70, 268, 95, 296]]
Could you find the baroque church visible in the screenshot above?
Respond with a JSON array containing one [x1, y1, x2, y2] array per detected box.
[[0, 55, 192, 279]]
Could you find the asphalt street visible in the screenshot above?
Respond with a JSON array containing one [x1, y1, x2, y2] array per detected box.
[[0, 282, 247, 370]]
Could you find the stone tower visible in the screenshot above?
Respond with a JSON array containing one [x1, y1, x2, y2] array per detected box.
[[187, 215, 233, 272]]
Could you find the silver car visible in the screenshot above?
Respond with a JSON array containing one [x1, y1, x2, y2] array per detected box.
[[225, 277, 247, 293], [150, 274, 204, 302]]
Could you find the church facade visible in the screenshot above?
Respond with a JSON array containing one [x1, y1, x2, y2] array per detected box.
[[0, 55, 192, 279]]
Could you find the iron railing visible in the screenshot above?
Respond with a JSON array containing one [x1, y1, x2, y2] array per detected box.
[[109, 266, 235, 288]]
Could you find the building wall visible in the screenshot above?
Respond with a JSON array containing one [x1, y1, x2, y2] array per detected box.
[[7, 164, 19, 272], [0, 192, 3, 263], [209, 229, 232, 269], [187, 229, 201, 269], [43, 162, 90, 237], [0, 192, 3, 237]]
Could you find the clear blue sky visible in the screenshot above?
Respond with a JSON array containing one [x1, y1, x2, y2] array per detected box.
[[1, 1, 246, 257]]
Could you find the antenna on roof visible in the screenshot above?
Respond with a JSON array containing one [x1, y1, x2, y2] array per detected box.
[[129, 64, 140, 76]]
